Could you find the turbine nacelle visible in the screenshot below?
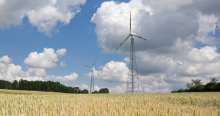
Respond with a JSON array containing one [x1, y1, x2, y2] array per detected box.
[[115, 12, 147, 51], [130, 33, 135, 36], [115, 33, 147, 51]]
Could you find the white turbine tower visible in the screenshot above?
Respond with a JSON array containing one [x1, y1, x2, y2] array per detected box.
[[84, 57, 98, 94], [116, 11, 147, 94]]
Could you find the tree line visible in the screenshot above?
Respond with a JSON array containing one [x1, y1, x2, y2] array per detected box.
[[92, 88, 109, 94], [172, 77, 220, 93], [0, 79, 89, 94]]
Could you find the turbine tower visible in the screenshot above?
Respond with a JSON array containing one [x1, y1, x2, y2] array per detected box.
[[116, 11, 147, 93], [84, 57, 98, 94]]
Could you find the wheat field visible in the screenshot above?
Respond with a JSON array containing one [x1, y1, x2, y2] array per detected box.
[[0, 91, 220, 116]]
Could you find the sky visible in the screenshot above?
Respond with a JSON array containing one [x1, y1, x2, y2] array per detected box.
[[0, 0, 220, 93]]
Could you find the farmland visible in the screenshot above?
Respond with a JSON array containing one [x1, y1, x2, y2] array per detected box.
[[0, 89, 220, 116]]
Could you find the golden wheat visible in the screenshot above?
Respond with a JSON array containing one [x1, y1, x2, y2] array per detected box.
[[0, 92, 219, 116]]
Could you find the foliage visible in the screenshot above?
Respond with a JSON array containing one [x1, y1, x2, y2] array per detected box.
[[81, 89, 89, 94], [185, 79, 203, 89], [210, 77, 219, 83], [175, 77, 220, 92], [177, 89, 185, 92], [171, 90, 177, 93], [91, 88, 109, 94], [92, 90, 98, 94], [99, 88, 109, 93], [0, 79, 89, 94]]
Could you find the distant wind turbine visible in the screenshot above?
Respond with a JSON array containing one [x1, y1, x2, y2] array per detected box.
[[84, 57, 98, 93]]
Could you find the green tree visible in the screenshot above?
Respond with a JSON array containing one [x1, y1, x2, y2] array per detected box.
[[92, 90, 98, 94], [204, 77, 219, 92], [185, 79, 203, 92], [177, 89, 185, 92], [73, 87, 80, 93], [214, 82, 220, 91], [81, 89, 89, 94], [171, 90, 177, 93], [99, 88, 109, 93], [210, 77, 219, 83], [11, 80, 19, 89]]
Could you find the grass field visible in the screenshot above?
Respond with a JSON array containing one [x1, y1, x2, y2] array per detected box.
[[0, 89, 220, 116]]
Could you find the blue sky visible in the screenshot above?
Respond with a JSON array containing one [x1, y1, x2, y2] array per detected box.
[[0, 0, 220, 93]]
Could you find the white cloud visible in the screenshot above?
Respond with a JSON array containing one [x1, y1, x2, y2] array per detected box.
[[0, 48, 78, 82], [0, 55, 44, 81], [86, 61, 129, 83], [109, 84, 127, 94], [91, 0, 202, 53], [56, 48, 67, 56], [200, 46, 220, 60], [23, 48, 66, 68], [0, 55, 11, 64], [91, 0, 220, 92], [45, 72, 78, 81], [81, 83, 89, 90], [0, 0, 86, 36], [18, 68, 46, 77], [94, 85, 100, 91], [196, 13, 219, 45], [60, 61, 66, 67], [142, 0, 193, 13], [198, 13, 219, 34]]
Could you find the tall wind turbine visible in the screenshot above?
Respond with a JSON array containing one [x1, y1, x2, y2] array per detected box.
[[84, 57, 98, 94], [116, 11, 147, 94]]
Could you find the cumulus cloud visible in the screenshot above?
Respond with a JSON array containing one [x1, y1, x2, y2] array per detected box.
[[86, 61, 129, 83], [0, 55, 11, 64], [56, 48, 67, 56], [0, 0, 86, 36], [91, 0, 220, 92], [45, 72, 78, 81], [91, 0, 220, 53], [0, 49, 78, 82], [23, 48, 66, 68], [109, 84, 127, 94], [81, 83, 89, 90], [91, 0, 200, 53], [94, 85, 100, 91], [0, 55, 44, 81], [18, 68, 46, 77]]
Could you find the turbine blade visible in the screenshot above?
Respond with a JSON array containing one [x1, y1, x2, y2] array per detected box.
[[84, 65, 92, 68], [92, 57, 98, 66], [116, 34, 130, 51], [130, 11, 131, 33], [133, 34, 147, 41]]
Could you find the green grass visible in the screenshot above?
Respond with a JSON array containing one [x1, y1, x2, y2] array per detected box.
[[0, 89, 70, 95]]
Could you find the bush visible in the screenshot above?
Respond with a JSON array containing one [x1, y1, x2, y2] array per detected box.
[[171, 91, 177, 93], [177, 89, 185, 92], [204, 83, 216, 92], [214, 82, 220, 91], [99, 88, 109, 93], [92, 90, 98, 94]]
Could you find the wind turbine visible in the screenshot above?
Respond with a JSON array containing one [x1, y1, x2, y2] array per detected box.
[[84, 57, 98, 94], [115, 11, 147, 94]]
